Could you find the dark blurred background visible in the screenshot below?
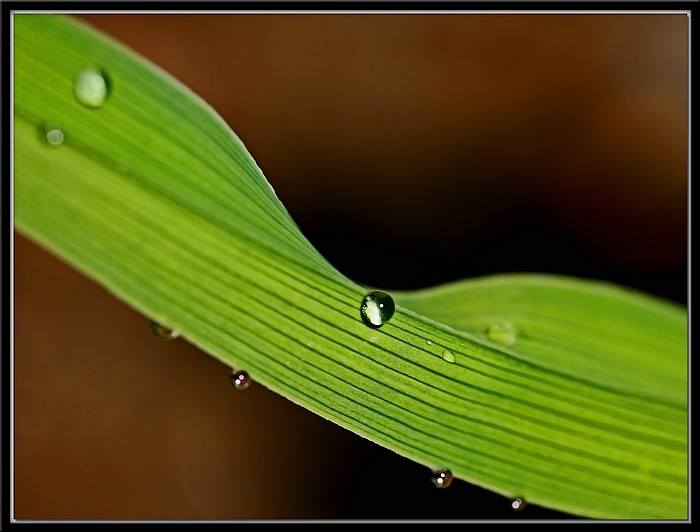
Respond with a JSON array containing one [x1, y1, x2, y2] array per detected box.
[[14, 12, 688, 520]]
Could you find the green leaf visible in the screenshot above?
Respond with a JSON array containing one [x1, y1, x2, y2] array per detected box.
[[13, 14, 687, 519]]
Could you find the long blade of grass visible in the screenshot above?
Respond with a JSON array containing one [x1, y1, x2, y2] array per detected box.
[[13, 14, 687, 519]]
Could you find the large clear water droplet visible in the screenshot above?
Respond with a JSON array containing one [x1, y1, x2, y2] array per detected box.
[[360, 291, 395, 328], [230, 370, 251, 390], [486, 321, 517, 347], [150, 321, 179, 340], [43, 123, 64, 146], [511, 497, 527, 511], [430, 468, 453, 489], [74, 66, 111, 108]]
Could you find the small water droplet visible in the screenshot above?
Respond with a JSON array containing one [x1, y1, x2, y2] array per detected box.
[[43, 123, 64, 146], [360, 291, 395, 328], [486, 321, 517, 347], [230, 370, 251, 390], [150, 321, 179, 340], [426, 340, 433, 345], [430, 468, 453, 489], [442, 349, 455, 363], [74, 66, 111, 108], [511, 497, 527, 511]]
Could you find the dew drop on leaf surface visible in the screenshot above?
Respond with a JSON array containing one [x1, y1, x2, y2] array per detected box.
[[74, 66, 111, 108], [442, 349, 455, 363], [43, 123, 64, 146], [430, 468, 453, 489], [486, 321, 518, 347], [150, 321, 180, 340], [230, 370, 251, 390], [360, 291, 395, 328], [511, 497, 527, 511]]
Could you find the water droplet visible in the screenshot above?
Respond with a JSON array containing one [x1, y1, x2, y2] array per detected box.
[[486, 321, 517, 347], [442, 349, 455, 363], [230, 370, 251, 390], [430, 468, 453, 489], [150, 321, 179, 340], [426, 340, 433, 345], [43, 123, 64, 146], [74, 66, 111, 108], [360, 291, 395, 328], [511, 497, 527, 511]]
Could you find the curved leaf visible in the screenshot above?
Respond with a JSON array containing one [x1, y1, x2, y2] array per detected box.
[[13, 14, 687, 519]]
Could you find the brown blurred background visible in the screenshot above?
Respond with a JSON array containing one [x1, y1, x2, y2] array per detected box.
[[14, 12, 688, 520]]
